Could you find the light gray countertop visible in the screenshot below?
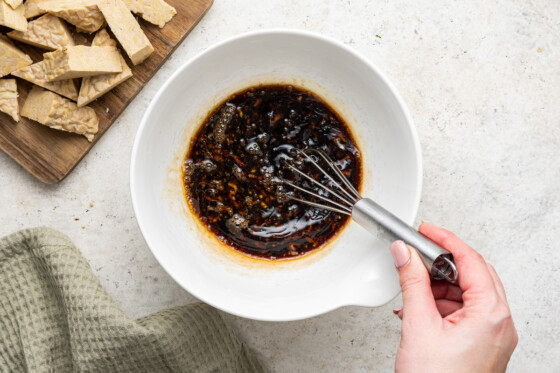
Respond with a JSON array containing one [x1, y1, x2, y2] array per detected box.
[[1, 1, 558, 371]]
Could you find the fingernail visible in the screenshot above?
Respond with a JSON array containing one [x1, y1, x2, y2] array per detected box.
[[392, 306, 403, 315], [390, 240, 411, 270]]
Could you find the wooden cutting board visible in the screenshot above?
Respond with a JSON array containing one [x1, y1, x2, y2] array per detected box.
[[0, 0, 213, 183]]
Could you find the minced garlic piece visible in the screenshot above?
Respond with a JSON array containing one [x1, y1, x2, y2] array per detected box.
[[97, 0, 153, 65], [0, 78, 18, 122], [41, 0, 105, 34], [21, 86, 99, 141], [7, 13, 74, 50], [0, 1, 27, 32], [42, 46, 122, 81], [11, 61, 78, 101], [122, 0, 176, 28], [0, 35, 32, 77], [78, 29, 132, 107]]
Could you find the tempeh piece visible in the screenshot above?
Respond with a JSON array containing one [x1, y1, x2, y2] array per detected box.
[[41, 0, 105, 33], [21, 86, 98, 141], [24, 0, 47, 18], [5, 0, 22, 10], [78, 29, 132, 107], [121, 0, 176, 28], [42, 46, 122, 81], [11, 61, 79, 101], [0, 1, 27, 31], [0, 78, 18, 122], [7, 13, 74, 50], [97, 0, 153, 65], [0, 35, 32, 77]]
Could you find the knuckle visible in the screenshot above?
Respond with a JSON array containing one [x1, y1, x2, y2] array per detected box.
[[488, 302, 514, 327], [472, 251, 485, 263], [441, 235, 457, 250], [496, 303, 512, 319]]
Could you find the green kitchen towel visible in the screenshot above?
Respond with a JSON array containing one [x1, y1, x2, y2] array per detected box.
[[0, 227, 265, 373]]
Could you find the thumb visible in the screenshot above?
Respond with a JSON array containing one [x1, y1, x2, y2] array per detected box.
[[390, 240, 440, 325]]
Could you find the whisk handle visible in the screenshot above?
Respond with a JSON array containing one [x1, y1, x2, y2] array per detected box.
[[352, 198, 458, 284]]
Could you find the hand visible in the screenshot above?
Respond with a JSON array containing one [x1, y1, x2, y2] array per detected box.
[[390, 222, 518, 373]]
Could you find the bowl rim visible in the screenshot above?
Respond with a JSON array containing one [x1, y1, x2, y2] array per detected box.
[[130, 29, 423, 321]]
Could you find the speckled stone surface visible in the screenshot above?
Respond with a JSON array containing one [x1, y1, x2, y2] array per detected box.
[[1, 1, 558, 371]]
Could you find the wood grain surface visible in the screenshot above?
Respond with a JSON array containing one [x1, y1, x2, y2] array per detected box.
[[0, 0, 213, 183]]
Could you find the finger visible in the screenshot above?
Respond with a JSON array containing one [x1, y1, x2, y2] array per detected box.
[[486, 263, 508, 304], [390, 240, 440, 327], [418, 222, 496, 300], [435, 299, 463, 317], [431, 281, 463, 302], [392, 306, 404, 320]]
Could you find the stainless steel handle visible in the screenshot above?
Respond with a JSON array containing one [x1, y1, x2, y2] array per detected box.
[[352, 198, 458, 283]]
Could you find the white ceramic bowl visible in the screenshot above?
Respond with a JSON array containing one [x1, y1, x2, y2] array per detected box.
[[131, 30, 422, 321]]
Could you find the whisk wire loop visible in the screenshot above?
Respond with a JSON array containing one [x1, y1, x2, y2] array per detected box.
[[303, 149, 362, 201], [297, 149, 361, 203], [288, 196, 352, 215], [280, 148, 360, 214], [281, 179, 352, 214], [285, 164, 354, 207]]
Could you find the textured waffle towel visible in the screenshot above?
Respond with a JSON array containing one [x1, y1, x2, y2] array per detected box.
[[0, 227, 265, 372]]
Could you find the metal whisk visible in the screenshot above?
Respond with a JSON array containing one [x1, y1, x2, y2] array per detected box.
[[281, 148, 458, 284]]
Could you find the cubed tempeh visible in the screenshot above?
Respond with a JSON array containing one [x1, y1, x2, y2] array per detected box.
[[21, 86, 99, 141], [122, 0, 176, 28], [11, 61, 79, 101], [41, 0, 105, 34], [0, 35, 32, 77], [42, 46, 122, 81], [97, 0, 154, 65], [78, 29, 132, 107], [0, 78, 18, 122], [7, 14, 74, 50], [0, 0, 27, 32]]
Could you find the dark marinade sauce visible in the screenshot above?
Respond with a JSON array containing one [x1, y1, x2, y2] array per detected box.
[[183, 85, 361, 259]]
